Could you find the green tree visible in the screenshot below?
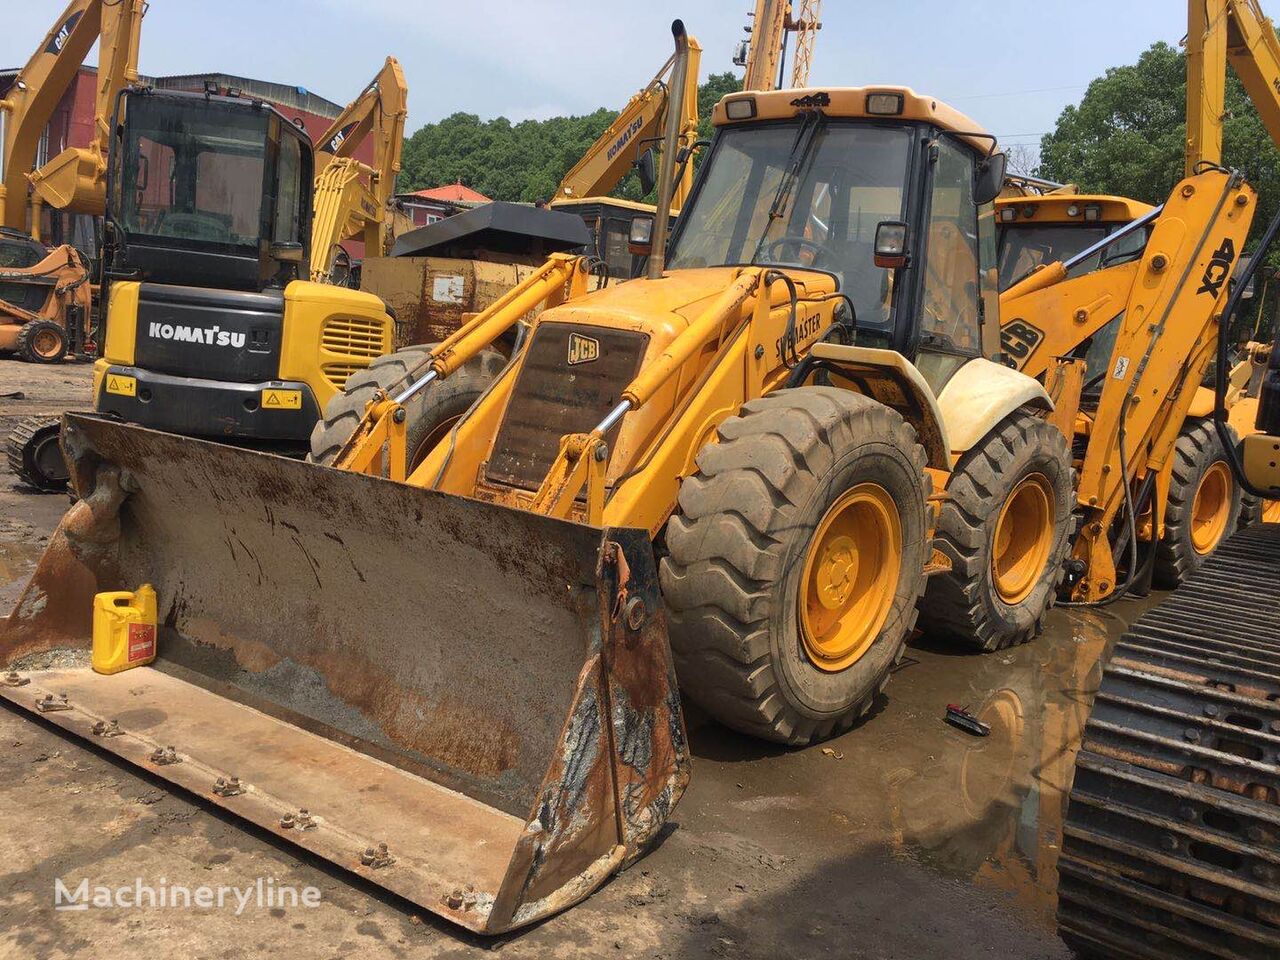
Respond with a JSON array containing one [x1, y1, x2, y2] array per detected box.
[[397, 72, 745, 203], [1038, 41, 1280, 245]]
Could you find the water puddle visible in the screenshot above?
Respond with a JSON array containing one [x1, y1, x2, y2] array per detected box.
[[881, 602, 1156, 926]]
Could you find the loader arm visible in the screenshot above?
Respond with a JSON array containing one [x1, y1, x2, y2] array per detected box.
[[310, 57, 408, 274], [0, 0, 105, 230], [1186, 0, 1280, 174], [1070, 169, 1257, 601], [553, 37, 701, 209], [26, 0, 145, 224]]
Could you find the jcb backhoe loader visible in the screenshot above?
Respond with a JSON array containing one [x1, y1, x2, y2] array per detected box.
[[0, 23, 1076, 932]]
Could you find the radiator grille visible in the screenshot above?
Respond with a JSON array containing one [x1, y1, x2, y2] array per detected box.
[[321, 315, 386, 359], [487, 323, 648, 491]]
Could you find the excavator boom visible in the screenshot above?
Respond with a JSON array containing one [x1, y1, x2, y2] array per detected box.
[[310, 57, 408, 280], [26, 0, 145, 222]]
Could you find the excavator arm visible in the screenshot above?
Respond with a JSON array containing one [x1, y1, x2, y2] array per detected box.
[[553, 36, 701, 208], [0, 0, 106, 231], [25, 0, 145, 226], [310, 57, 408, 281], [736, 0, 822, 92], [1186, 0, 1280, 174]]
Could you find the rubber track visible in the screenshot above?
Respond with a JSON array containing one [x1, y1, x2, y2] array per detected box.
[[1057, 523, 1280, 959], [4, 415, 66, 491]]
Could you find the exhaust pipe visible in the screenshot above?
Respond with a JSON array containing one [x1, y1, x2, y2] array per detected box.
[[646, 19, 689, 280]]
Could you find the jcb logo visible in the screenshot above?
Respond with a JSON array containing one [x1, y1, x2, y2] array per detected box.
[[1197, 236, 1236, 298], [567, 333, 600, 366]]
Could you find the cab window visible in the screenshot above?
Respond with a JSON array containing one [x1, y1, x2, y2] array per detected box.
[[917, 137, 981, 389]]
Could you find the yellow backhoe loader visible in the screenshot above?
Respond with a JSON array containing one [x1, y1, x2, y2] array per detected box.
[[0, 229, 90, 364], [1049, 3, 1280, 954], [1, 22, 1079, 932]]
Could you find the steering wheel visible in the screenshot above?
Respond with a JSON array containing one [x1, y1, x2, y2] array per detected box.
[[763, 234, 838, 267]]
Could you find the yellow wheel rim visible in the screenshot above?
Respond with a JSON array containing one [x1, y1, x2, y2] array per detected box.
[[1264, 500, 1280, 524], [1191, 461, 1232, 554], [799, 482, 901, 673], [992, 474, 1055, 605]]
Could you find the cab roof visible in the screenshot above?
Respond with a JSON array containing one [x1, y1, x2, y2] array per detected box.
[[994, 194, 1155, 224], [713, 86, 996, 155]]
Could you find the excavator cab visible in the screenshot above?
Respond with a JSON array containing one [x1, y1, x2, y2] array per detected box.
[[92, 87, 393, 448]]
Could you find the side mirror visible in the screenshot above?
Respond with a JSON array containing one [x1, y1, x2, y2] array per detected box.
[[873, 220, 909, 269], [628, 215, 654, 256], [974, 152, 1008, 206], [636, 149, 657, 197], [271, 241, 304, 263]]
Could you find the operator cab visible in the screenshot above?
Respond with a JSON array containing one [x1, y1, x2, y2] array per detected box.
[[994, 193, 1153, 290], [106, 87, 312, 291], [551, 196, 663, 280], [664, 86, 1007, 392]]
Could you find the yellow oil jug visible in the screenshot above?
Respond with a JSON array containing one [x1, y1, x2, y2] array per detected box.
[[92, 585, 158, 675]]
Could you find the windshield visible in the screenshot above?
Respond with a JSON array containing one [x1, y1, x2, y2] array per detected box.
[[117, 97, 270, 247], [668, 121, 913, 330], [997, 221, 1148, 289]]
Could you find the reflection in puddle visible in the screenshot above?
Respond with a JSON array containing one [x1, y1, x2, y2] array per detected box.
[[887, 607, 1125, 926]]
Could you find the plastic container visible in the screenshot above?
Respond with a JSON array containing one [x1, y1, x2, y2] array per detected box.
[[92, 584, 158, 675]]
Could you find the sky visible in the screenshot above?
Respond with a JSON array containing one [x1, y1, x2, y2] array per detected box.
[[1, 0, 1220, 157]]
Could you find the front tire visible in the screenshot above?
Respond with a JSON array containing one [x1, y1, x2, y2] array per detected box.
[[309, 344, 505, 469], [919, 410, 1073, 652], [1153, 419, 1242, 587], [660, 388, 929, 745]]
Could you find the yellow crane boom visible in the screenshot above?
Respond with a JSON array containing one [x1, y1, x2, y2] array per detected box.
[[25, 0, 145, 228], [736, 0, 822, 92], [552, 36, 701, 208], [310, 57, 408, 282]]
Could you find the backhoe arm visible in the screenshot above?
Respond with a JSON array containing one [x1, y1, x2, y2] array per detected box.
[[1186, 0, 1280, 175], [26, 0, 145, 223], [1071, 169, 1256, 601]]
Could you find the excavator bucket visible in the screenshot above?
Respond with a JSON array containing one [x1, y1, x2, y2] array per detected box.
[[0, 414, 688, 934]]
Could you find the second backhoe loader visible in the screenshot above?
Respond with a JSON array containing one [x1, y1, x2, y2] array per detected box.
[[0, 23, 1076, 933]]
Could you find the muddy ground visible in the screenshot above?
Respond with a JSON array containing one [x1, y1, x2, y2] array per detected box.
[[0, 357, 1151, 959]]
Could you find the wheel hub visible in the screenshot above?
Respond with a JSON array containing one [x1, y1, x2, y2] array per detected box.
[[799, 483, 901, 673], [992, 474, 1055, 605], [1191, 461, 1232, 554]]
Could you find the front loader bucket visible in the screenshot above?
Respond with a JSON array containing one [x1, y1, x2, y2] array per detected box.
[[0, 414, 688, 934]]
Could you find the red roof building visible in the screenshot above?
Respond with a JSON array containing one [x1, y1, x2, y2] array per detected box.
[[396, 181, 492, 228]]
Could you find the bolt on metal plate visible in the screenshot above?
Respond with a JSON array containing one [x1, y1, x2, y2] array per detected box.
[[360, 842, 395, 869], [36, 693, 70, 713], [212, 776, 244, 797], [91, 719, 123, 738], [149, 745, 181, 765], [2, 671, 30, 687]]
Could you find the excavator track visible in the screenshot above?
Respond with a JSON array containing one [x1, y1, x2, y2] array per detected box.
[[1057, 523, 1280, 959], [4, 415, 68, 491]]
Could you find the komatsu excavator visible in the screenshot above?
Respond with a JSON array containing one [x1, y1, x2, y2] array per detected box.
[[1049, 2, 1280, 955], [7, 61, 407, 490], [550, 35, 701, 278], [1, 21, 1081, 933]]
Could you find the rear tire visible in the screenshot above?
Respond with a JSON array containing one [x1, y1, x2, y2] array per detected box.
[[918, 410, 1073, 652], [309, 344, 506, 469], [1153, 419, 1242, 587], [16, 320, 67, 364], [5, 416, 68, 492], [660, 388, 929, 746]]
